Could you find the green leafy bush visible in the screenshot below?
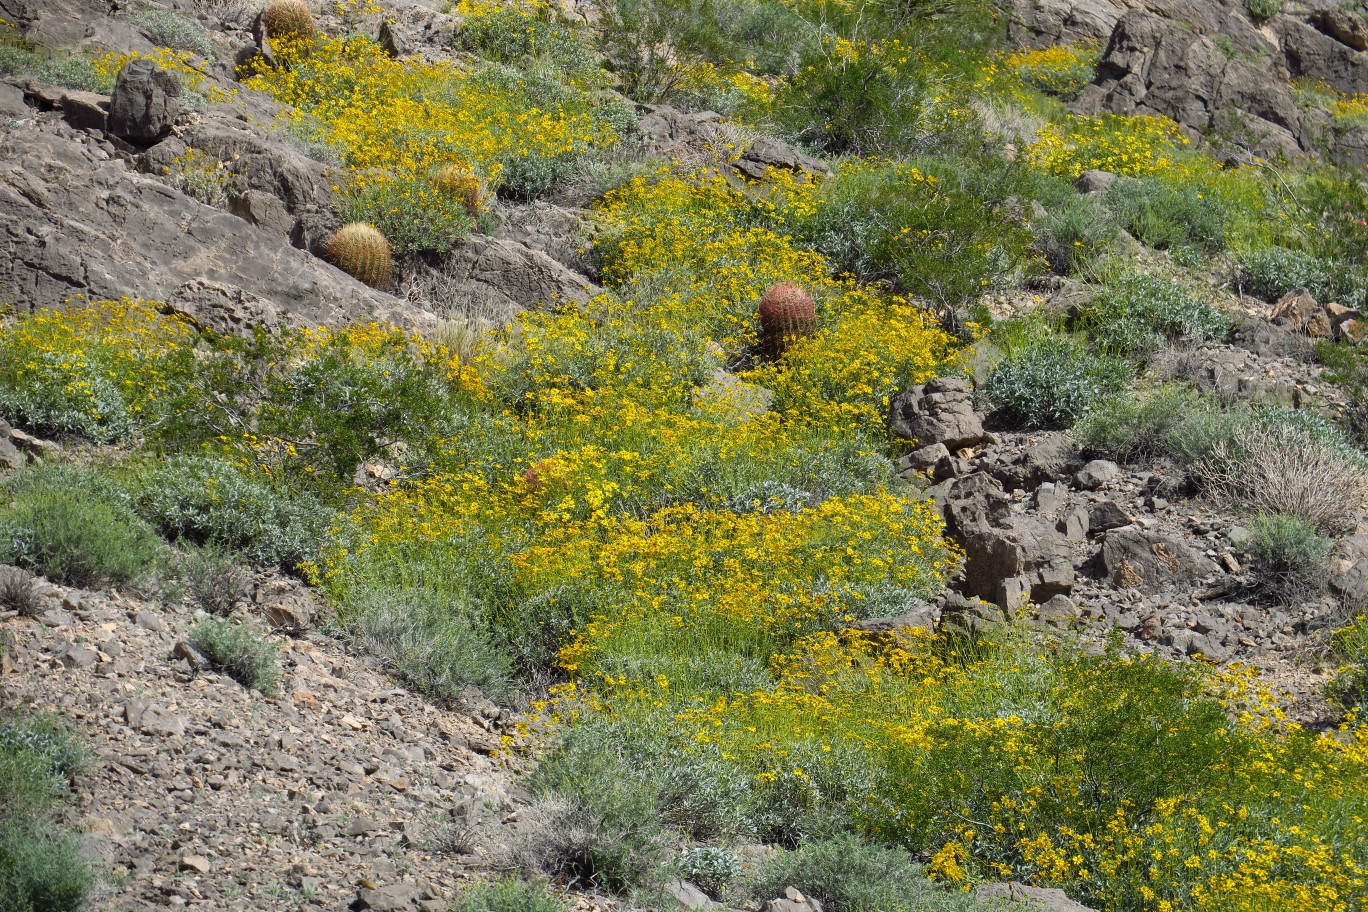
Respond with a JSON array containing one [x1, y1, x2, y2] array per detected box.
[[189, 618, 281, 695], [747, 833, 983, 912], [1245, 0, 1282, 22], [1236, 248, 1365, 305], [339, 176, 473, 256], [1074, 384, 1221, 463], [0, 465, 160, 589], [1246, 513, 1331, 603], [173, 544, 253, 616], [675, 845, 741, 898], [450, 877, 570, 912], [134, 455, 330, 570], [1080, 273, 1230, 356], [1329, 613, 1368, 717], [1035, 192, 1114, 276], [980, 327, 1129, 429], [0, 713, 92, 912], [793, 159, 1033, 316], [1105, 177, 1228, 254]]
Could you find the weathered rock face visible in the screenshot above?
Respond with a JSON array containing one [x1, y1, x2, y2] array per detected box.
[[0, 128, 428, 334], [1278, 16, 1368, 97], [1074, 10, 1305, 159], [1101, 527, 1213, 592], [107, 59, 181, 146], [1007, 0, 1125, 48], [888, 377, 991, 451], [961, 514, 1076, 610]]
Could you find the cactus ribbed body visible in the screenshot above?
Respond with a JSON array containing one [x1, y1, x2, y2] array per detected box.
[[261, 0, 315, 40], [323, 223, 393, 289], [757, 283, 817, 360]]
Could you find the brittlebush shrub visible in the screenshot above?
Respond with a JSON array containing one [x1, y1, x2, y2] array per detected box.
[[189, 618, 281, 695], [1104, 176, 1228, 254], [1236, 247, 1365, 305], [0, 299, 195, 442], [1079, 272, 1230, 357], [980, 324, 1129, 429]]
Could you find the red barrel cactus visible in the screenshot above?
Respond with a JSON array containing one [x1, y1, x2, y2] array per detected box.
[[757, 283, 817, 360]]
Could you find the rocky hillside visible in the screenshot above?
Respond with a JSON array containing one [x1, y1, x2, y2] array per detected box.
[[2, 1, 1368, 911]]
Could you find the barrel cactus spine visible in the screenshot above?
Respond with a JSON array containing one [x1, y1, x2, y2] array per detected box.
[[322, 222, 393, 289], [757, 283, 817, 360], [260, 0, 315, 41]]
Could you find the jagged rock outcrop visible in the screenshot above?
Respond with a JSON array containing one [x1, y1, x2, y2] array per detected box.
[[1007, 0, 1125, 48], [1073, 10, 1306, 159], [0, 127, 429, 334]]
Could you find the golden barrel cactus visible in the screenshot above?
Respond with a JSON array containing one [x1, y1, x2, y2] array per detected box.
[[261, 0, 315, 41], [322, 222, 393, 289]]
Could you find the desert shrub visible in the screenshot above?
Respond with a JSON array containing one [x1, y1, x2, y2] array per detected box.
[[450, 0, 594, 79], [980, 326, 1129, 429], [748, 834, 981, 912], [131, 10, 214, 57], [189, 618, 281, 695], [1035, 191, 1114, 275], [1246, 0, 1281, 22], [1080, 273, 1230, 356], [1194, 412, 1368, 532], [1027, 113, 1191, 180], [0, 713, 91, 912], [792, 159, 1033, 316], [0, 567, 40, 618], [520, 728, 672, 891], [450, 877, 570, 912], [675, 845, 741, 898], [173, 544, 253, 615], [133, 455, 330, 570], [497, 148, 579, 201], [339, 586, 516, 704], [0, 44, 111, 93], [161, 147, 229, 206], [0, 465, 160, 590], [1236, 247, 1365, 305], [1074, 384, 1220, 462], [0, 299, 196, 443], [1105, 176, 1228, 254], [996, 41, 1100, 102], [339, 176, 473, 256], [1246, 513, 1331, 603]]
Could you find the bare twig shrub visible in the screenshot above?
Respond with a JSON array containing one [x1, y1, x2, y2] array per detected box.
[[0, 566, 41, 616], [1196, 421, 1368, 532]]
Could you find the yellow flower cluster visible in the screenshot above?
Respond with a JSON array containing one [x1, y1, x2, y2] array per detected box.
[[981, 41, 1101, 101], [1027, 114, 1194, 180], [244, 33, 616, 197], [0, 298, 194, 441]]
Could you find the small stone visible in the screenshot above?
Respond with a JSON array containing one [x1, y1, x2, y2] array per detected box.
[[59, 644, 100, 668], [179, 855, 211, 874], [135, 611, 168, 633], [663, 880, 715, 910]]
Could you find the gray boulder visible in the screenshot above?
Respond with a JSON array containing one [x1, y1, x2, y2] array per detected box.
[[1101, 527, 1213, 591], [888, 377, 990, 451], [961, 515, 1076, 610], [0, 129, 428, 335], [1317, 7, 1368, 52], [1279, 17, 1368, 97], [418, 234, 602, 324], [1007, 0, 1124, 49], [107, 59, 181, 145], [1076, 10, 1306, 159], [973, 881, 1098, 912]]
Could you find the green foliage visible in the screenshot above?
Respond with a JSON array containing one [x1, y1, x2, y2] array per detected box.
[[1034, 191, 1114, 275], [675, 846, 741, 898], [1329, 612, 1368, 717], [133, 455, 330, 570], [451, 3, 595, 80], [0, 712, 92, 912], [793, 158, 1033, 315], [748, 833, 982, 912], [980, 324, 1129, 429], [131, 10, 214, 57], [1236, 247, 1366, 305], [0, 44, 112, 93], [1245, 0, 1282, 23], [339, 177, 471, 257], [1246, 513, 1331, 603], [189, 618, 281, 695], [0, 465, 160, 589], [1080, 272, 1230, 356], [1105, 177, 1228, 254], [339, 586, 517, 704], [450, 877, 570, 912], [1074, 384, 1221, 463]]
